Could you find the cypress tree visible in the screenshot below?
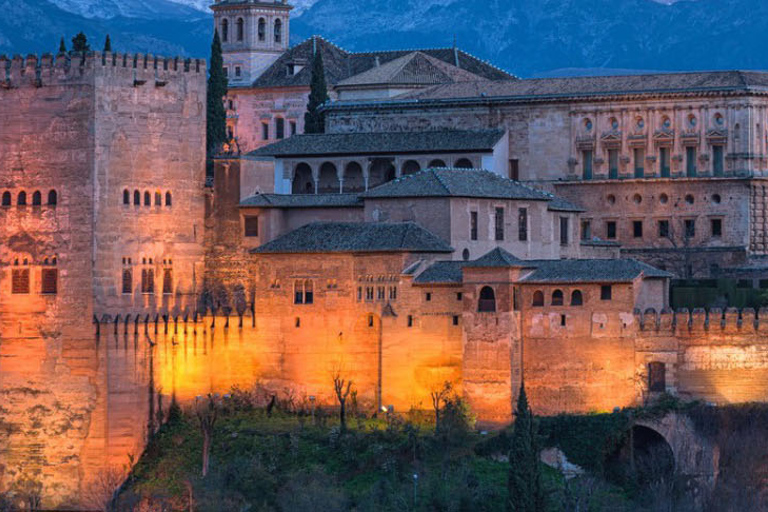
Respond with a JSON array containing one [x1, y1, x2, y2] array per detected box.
[[507, 382, 545, 512], [71, 32, 90, 52], [304, 46, 329, 134], [58, 37, 67, 54], [206, 29, 228, 157], [103, 34, 112, 52]]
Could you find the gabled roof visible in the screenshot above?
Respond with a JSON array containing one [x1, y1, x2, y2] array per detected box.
[[250, 36, 514, 89], [252, 222, 453, 254], [240, 193, 363, 208], [547, 196, 586, 213], [336, 51, 487, 89], [249, 129, 505, 157], [362, 168, 552, 201], [413, 261, 467, 284], [519, 259, 673, 284], [465, 247, 530, 268]]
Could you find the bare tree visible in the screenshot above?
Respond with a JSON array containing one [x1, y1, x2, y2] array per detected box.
[[332, 372, 353, 432], [659, 216, 708, 278], [195, 394, 220, 477], [430, 381, 453, 431], [80, 466, 126, 511]]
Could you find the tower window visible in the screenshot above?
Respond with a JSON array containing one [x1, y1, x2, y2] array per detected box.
[[141, 268, 155, 294], [165, 192, 172, 207], [495, 207, 505, 241], [274, 19, 282, 43], [122, 268, 132, 295], [518, 208, 528, 241], [258, 18, 266, 41], [163, 269, 173, 295], [134, 190, 140, 206], [123, 189, 130, 205], [276, 118, 285, 140], [262, 122, 269, 141], [560, 217, 569, 246], [1, 191, 10, 206], [221, 19, 229, 42], [155, 192, 162, 206], [470, 211, 478, 241], [144, 191, 151, 206], [236, 18, 244, 42], [17, 191, 26, 206], [12, 267, 30, 294], [478, 286, 496, 313], [42, 268, 58, 295], [32, 191, 41, 206]]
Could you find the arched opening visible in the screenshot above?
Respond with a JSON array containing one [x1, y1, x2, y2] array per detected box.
[[343, 162, 364, 192], [221, 19, 229, 42], [17, 191, 26, 206], [552, 289, 564, 306], [134, 190, 141, 206], [274, 19, 282, 43], [606, 425, 675, 489], [368, 158, 396, 189], [292, 163, 314, 195], [165, 192, 172, 207], [155, 191, 162, 206], [123, 189, 130, 205], [1, 191, 10, 206], [571, 290, 583, 306], [31, 191, 41, 206], [144, 191, 151, 206], [258, 18, 266, 41], [402, 160, 421, 176], [478, 286, 496, 313], [428, 159, 447, 168], [454, 158, 474, 169], [236, 18, 244, 42], [532, 290, 544, 307], [317, 162, 340, 194]]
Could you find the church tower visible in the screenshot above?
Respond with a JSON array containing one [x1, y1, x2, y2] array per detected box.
[[211, 0, 293, 86]]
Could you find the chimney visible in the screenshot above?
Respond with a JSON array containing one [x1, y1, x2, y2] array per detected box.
[[375, 56, 380, 67], [453, 34, 460, 68]]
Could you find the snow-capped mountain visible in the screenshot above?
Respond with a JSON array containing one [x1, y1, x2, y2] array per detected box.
[[49, 0, 205, 19]]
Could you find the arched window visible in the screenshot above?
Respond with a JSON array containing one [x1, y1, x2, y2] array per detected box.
[[31, 191, 41, 206], [552, 289, 564, 306], [236, 18, 244, 42], [155, 192, 162, 206], [571, 290, 583, 306], [144, 191, 151, 206], [478, 286, 496, 313], [343, 162, 364, 193], [294, 280, 304, 304], [402, 160, 421, 176], [134, 190, 140, 206], [532, 291, 544, 307], [165, 192, 172, 207], [17, 191, 26, 206], [1, 191, 10, 206], [221, 19, 229, 42], [123, 189, 130, 205], [454, 158, 473, 169], [274, 19, 282, 43], [428, 159, 447, 168], [258, 18, 266, 41], [292, 163, 314, 195]]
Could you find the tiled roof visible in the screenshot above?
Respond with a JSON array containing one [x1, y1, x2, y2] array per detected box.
[[328, 70, 768, 107], [362, 168, 552, 201], [465, 248, 530, 268], [547, 196, 586, 213], [336, 51, 487, 88], [240, 193, 363, 208], [519, 259, 673, 284], [250, 36, 514, 89], [249, 129, 505, 157], [413, 261, 467, 284], [252, 222, 453, 254]]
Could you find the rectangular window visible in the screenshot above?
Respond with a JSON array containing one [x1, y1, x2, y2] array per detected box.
[[711, 218, 723, 238], [357, 286, 362, 302], [453, 316, 460, 326], [407, 315, 413, 328], [11, 268, 29, 294], [457, 292, 463, 301], [648, 362, 666, 393], [713, 145, 724, 176], [601, 285, 612, 301], [262, 123, 269, 141], [294, 281, 304, 304], [470, 211, 478, 241], [660, 147, 671, 178], [658, 220, 670, 239], [122, 268, 132, 294], [389, 286, 397, 301], [366, 287, 374, 301], [377, 286, 385, 301], [290, 121, 297, 136], [223, 67, 228, 77], [304, 281, 314, 304], [582, 150, 593, 180], [41, 269, 58, 295], [685, 219, 696, 238], [276, 118, 285, 140], [581, 220, 591, 241], [634, 148, 645, 178], [162, 269, 173, 295], [606, 221, 617, 240], [686, 146, 697, 177], [509, 159, 519, 181], [426, 292, 432, 302], [518, 208, 528, 242], [235, 66, 241, 77], [633, 220, 643, 238], [495, 207, 505, 241], [560, 217, 569, 246], [244, 216, 259, 237], [141, 269, 154, 294], [608, 149, 619, 179]]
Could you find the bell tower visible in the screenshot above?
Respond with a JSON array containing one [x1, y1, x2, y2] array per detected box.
[[211, 0, 293, 86]]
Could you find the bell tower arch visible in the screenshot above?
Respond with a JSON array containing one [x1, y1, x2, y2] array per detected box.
[[211, 0, 293, 86]]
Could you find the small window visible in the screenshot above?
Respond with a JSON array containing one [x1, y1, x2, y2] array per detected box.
[[155, 192, 162, 206], [258, 18, 266, 41], [1, 191, 10, 206], [426, 292, 432, 302], [366, 287, 374, 301], [17, 191, 26, 206], [357, 287, 362, 301], [42, 269, 58, 295], [462, 249, 470, 261], [711, 219, 723, 238], [600, 285, 612, 301], [262, 122, 269, 141], [295, 317, 301, 328], [294, 280, 304, 304], [165, 192, 172, 207], [162, 269, 173, 295], [581, 220, 591, 241], [633, 221, 643, 238], [244, 216, 259, 237], [453, 316, 460, 326], [304, 280, 314, 304], [509, 159, 519, 180], [122, 268, 132, 294], [560, 314, 567, 327], [141, 268, 155, 294], [470, 211, 478, 241], [134, 190, 140, 206], [685, 219, 696, 238], [478, 286, 496, 313], [276, 118, 285, 140], [123, 189, 130, 205], [532, 290, 544, 307], [32, 191, 41, 206], [582, 150, 593, 180], [274, 19, 282, 43], [658, 220, 670, 239], [518, 208, 528, 241], [571, 290, 583, 306], [551, 289, 564, 306], [12, 268, 30, 294], [388, 286, 397, 301], [608, 149, 619, 179], [236, 17, 244, 41], [407, 315, 413, 328], [606, 221, 617, 240], [377, 286, 385, 301], [495, 207, 505, 241], [221, 18, 229, 42], [560, 217, 569, 246], [144, 192, 151, 206], [456, 292, 463, 301], [290, 121, 297, 136], [686, 147, 697, 177], [648, 362, 666, 392], [368, 315, 374, 328]]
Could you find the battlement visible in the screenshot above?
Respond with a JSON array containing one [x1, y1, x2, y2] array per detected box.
[[637, 306, 768, 336], [0, 51, 206, 89]]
